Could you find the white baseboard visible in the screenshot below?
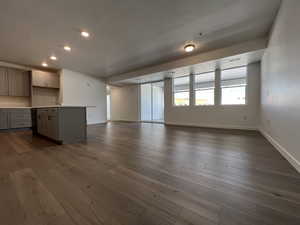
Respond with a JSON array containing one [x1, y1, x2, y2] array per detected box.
[[87, 121, 107, 125], [110, 120, 140, 123], [259, 129, 300, 173], [165, 122, 258, 131]]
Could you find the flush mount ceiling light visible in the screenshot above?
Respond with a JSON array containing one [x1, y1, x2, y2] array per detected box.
[[50, 55, 57, 61], [229, 58, 241, 62], [64, 45, 71, 51], [41, 62, 48, 67], [81, 31, 90, 38], [184, 44, 195, 53]]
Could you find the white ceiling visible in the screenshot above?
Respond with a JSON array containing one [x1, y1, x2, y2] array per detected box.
[[0, 0, 280, 77]]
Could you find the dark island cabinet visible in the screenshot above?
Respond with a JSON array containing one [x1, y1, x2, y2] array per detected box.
[[36, 107, 86, 144]]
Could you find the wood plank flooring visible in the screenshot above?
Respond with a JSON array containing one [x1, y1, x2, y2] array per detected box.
[[0, 122, 299, 225]]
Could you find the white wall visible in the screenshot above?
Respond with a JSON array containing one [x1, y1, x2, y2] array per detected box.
[[110, 63, 260, 129], [260, 0, 300, 172], [110, 85, 140, 121], [60, 69, 107, 125], [165, 62, 261, 130]]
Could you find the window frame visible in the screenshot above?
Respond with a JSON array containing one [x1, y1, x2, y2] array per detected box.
[[172, 75, 190, 107], [193, 71, 215, 107], [220, 66, 248, 106]]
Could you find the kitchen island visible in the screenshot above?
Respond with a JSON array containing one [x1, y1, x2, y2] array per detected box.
[[0, 106, 87, 144], [32, 106, 87, 144]]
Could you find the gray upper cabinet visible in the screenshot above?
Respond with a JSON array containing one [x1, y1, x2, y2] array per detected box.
[[32, 70, 59, 89], [0, 67, 9, 96], [7, 68, 30, 97]]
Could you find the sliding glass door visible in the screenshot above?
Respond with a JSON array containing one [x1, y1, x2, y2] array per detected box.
[[140, 83, 152, 121], [140, 81, 164, 122]]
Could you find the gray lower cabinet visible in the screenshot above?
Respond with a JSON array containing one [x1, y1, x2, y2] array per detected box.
[[37, 109, 48, 136], [0, 109, 9, 129], [0, 108, 32, 129], [10, 109, 32, 128], [36, 107, 86, 144]]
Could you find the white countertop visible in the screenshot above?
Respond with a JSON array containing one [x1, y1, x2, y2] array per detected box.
[[32, 105, 87, 108], [0, 105, 88, 109], [0, 106, 32, 109]]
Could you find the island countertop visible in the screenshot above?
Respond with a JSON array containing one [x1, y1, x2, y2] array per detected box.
[[0, 105, 88, 109]]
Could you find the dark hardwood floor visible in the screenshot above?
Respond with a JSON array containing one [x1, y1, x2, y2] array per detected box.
[[0, 122, 299, 225]]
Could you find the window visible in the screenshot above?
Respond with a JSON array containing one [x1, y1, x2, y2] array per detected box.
[[173, 76, 190, 106], [221, 67, 247, 105], [194, 72, 215, 105]]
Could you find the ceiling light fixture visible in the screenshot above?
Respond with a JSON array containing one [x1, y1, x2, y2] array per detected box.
[[42, 62, 48, 67], [229, 58, 240, 62], [81, 31, 90, 38], [50, 55, 57, 61], [184, 44, 195, 53], [64, 45, 71, 51]]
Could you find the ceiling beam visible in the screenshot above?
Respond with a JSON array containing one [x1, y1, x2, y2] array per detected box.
[[107, 37, 267, 84]]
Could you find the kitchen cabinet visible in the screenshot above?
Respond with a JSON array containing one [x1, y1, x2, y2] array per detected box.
[[0, 67, 30, 97], [0, 68, 9, 96], [0, 109, 9, 129], [36, 107, 86, 144], [37, 108, 58, 139], [0, 108, 32, 129], [8, 68, 30, 97], [32, 70, 59, 89], [10, 109, 32, 128], [37, 109, 47, 136]]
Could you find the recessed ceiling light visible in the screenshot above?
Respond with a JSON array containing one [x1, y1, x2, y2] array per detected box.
[[42, 62, 48, 67], [64, 45, 71, 51], [81, 31, 90, 38], [184, 44, 195, 53], [50, 55, 57, 61]]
